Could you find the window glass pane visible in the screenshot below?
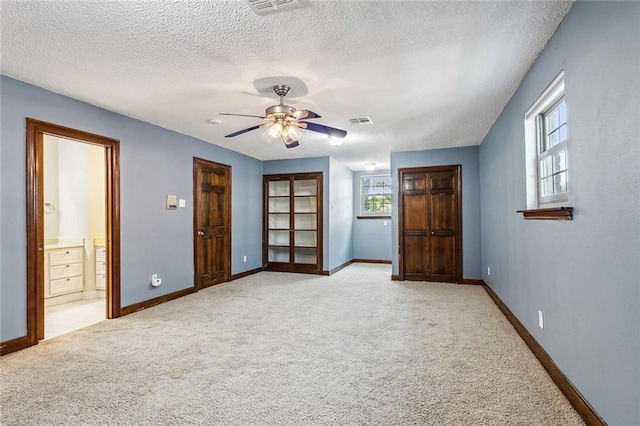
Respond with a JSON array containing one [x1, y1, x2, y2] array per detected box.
[[293, 179, 316, 196], [268, 213, 289, 229], [294, 230, 316, 247], [547, 129, 560, 148], [363, 177, 391, 194], [269, 181, 289, 196], [552, 148, 567, 174], [546, 109, 559, 133], [558, 102, 567, 125], [363, 194, 392, 213], [294, 247, 316, 264], [361, 176, 392, 214], [554, 171, 568, 194], [541, 176, 554, 197], [268, 197, 289, 213], [540, 157, 552, 179], [294, 196, 316, 213], [559, 124, 568, 143]]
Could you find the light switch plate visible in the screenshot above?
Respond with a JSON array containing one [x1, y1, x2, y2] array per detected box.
[[178, 199, 186, 208], [166, 194, 177, 210]]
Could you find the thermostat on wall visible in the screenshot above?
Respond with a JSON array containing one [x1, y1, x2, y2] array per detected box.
[[166, 194, 177, 210]]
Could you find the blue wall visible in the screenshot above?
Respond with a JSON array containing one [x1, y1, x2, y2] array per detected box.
[[0, 76, 263, 341], [390, 146, 482, 279], [479, 2, 639, 424], [353, 170, 392, 261], [328, 158, 353, 270]]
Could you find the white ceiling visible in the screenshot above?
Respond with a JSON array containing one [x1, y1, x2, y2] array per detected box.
[[1, 0, 573, 171]]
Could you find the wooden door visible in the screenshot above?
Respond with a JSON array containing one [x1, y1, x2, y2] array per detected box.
[[194, 158, 231, 290], [263, 173, 323, 274], [399, 165, 461, 283]]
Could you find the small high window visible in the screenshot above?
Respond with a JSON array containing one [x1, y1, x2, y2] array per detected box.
[[525, 71, 568, 207], [360, 175, 392, 216]]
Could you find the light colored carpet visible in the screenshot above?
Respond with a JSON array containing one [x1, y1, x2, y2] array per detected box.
[[1, 263, 583, 425]]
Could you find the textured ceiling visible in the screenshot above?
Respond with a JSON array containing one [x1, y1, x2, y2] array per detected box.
[[1, 0, 573, 171]]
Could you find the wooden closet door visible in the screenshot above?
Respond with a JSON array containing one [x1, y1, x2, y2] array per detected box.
[[400, 165, 461, 283], [263, 172, 323, 274], [426, 170, 458, 282], [402, 172, 429, 280]]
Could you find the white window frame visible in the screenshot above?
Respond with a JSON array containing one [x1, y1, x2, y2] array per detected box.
[[360, 174, 392, 217], [524, 71, 568, 208]]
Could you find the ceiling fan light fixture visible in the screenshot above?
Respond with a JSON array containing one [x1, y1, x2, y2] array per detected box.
[[261, 128, 274, 143], [285, 124, 302, 140], [282, 131, 298, 146], [221, 83, 347, 147], [267, 121, 284, 138], [365, 162, 376, 171]]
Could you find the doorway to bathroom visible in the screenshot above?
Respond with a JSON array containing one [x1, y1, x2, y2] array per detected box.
[[26, 119, 121, 347]]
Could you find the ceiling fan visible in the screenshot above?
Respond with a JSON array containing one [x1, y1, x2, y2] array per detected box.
[[220, 84, 347, 148]]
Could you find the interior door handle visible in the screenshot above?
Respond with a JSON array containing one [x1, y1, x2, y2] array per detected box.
[[431, 231, 435, 235], [197, 230, 205, 237]]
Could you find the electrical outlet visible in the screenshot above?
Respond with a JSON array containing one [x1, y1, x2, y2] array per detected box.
[[538, 310, 544, 329], [487, 266, 491, 276]]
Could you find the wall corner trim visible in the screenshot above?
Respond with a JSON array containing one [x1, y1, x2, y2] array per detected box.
[[483, 283, 606, 426], [121, 287, 195, 316], [328, 260, 354, 275], [230, 267, 263, 281]]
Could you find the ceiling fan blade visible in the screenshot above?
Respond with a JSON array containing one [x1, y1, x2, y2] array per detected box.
[[225, 124, 264, 138], [219, 113, 267, 119], [298, 121, 347, 138], [284, 140, 300, 148], [293, 110, 321, 120]]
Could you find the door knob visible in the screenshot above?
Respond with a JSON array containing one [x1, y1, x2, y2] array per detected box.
[[431, 231, 435, 235], [197, 230, 205, 237]]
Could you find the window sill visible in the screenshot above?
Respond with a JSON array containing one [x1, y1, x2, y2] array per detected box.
[[357, 215, 391, 220], [517, 207, 573, 220]]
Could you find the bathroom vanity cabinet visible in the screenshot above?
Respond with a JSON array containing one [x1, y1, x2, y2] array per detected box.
[[44, 245, 84, 299]]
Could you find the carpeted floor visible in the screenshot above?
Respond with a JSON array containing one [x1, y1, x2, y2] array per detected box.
[[0, 263, 583, 425]]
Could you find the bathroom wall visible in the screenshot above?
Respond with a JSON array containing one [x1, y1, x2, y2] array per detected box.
[[43, 135, 106, 296], [56, 137, 90, 241], [43, 138, 60, 239]]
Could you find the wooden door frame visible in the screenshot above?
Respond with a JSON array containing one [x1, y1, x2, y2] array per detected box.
[[192, 157, 232, 291], [262, 172, 323, 274], [26, 118, 121, 347], [398, 165, 463, 283]]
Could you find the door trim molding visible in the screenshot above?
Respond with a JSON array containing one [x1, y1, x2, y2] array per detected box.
[[26, 118, 121, 347], [398, 165, 463, 283], [192, 157, 232, 291]]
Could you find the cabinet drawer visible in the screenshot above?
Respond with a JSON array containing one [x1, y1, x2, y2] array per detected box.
[[96, 262, 107, 275], [50, 262, 83, 280], [96, 247, 106, 262], [49, 247, 83, 266], [96, 274, 106, 290], [49, 275, 83, 296]]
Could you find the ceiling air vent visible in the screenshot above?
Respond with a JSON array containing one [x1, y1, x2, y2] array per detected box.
[[349, 117, 373, 125], [247, 0, 300, 15]]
